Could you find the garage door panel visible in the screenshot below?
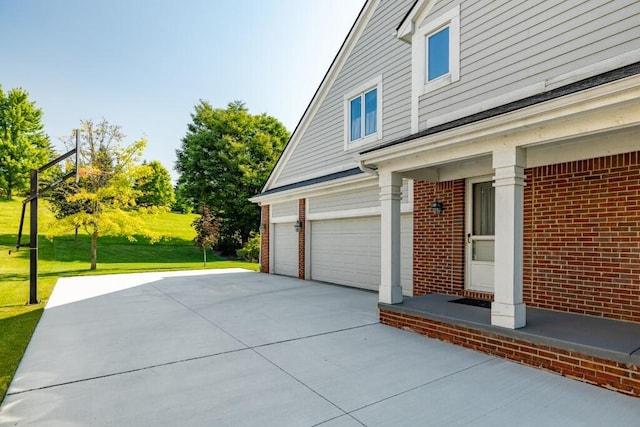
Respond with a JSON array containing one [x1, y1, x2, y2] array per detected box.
[[310, 215, 412, 294], [273, 223, 297, 277]]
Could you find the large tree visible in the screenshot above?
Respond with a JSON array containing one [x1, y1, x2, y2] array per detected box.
[[135, 160, 175, 208], [47, 119, 160, 270], [175, 100, 289, 247], [0, 85, 53, 199]]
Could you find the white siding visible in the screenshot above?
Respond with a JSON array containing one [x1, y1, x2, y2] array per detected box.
[[273, 0, 414, 187], [418, 0, 640, 129], [308, 186, 380, 214], [271, 201, 298, 219]]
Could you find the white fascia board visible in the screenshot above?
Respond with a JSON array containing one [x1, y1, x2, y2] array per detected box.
[[262, 0, 380, 192], [358, 74, 640, 170], [251, 173, 379, 205]]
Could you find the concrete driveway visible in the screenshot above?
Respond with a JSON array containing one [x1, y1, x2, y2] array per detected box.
[[1, 269, 638, 426]]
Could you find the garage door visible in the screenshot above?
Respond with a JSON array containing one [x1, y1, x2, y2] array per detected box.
[[309, 215, 413, 294], [273, 223, 298, 277]]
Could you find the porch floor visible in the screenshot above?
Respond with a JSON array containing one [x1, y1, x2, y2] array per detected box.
[[379, 294, 640, 365]]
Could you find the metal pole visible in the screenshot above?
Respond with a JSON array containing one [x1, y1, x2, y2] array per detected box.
[[29, 169, 38, 304]]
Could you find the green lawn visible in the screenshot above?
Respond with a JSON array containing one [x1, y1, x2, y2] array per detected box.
[[0, 197, 258, 403]]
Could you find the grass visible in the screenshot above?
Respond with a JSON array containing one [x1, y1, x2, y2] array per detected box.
[[0, 197, 258, 403]]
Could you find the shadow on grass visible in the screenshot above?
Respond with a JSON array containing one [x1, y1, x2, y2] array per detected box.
[[0, 233, 206, 265], [0, 307, 43, 404]]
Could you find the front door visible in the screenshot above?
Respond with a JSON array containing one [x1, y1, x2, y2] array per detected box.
[[466, 178, 495, 293]]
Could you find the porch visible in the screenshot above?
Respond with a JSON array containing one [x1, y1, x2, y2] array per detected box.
[[380, 294, 640, 397]]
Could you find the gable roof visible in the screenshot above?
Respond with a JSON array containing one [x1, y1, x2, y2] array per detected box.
[[395, 0, 436, 42], [260, 0, 376, 193]]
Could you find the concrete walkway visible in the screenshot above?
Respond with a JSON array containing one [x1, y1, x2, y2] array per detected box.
[[1, 270, 638, 426]]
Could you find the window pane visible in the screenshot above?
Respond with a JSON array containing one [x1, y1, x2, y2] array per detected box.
[[473, 182, 495, 236], [350, 97, 361, 141], [473, 240, 495, 262], [428, 27, 449, 81], [364, 89, 377, 136]]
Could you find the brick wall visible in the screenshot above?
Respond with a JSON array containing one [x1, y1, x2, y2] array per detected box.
[[380, 309, 640, 397], [260, 205, 269, 273], [413, 180, 466, 297], [413, 151, 640, 322], [298, 198, 306, 280], [523, 152, 640, 322]]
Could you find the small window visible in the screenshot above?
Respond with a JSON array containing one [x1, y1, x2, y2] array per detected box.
[[427, 27, 450, 81], [413, 5, 460, 101], [344, 76, 382, 150], [349, 88, 377, 142]]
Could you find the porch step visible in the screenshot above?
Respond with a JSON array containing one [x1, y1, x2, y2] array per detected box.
[[379, 294, 640, 396]]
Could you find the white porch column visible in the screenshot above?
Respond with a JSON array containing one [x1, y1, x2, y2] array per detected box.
[[491, 147, 526, 329], [379, 169, 403, 304]]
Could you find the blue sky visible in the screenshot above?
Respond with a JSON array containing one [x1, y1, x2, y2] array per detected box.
[[0, 0, 365, 181]]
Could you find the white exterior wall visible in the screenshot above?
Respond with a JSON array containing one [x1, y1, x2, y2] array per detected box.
[[273, 0, 414, 188], [417, 0, 640, 129]]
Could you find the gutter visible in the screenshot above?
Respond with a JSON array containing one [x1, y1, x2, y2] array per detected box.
[[358, 160, 378, 176]]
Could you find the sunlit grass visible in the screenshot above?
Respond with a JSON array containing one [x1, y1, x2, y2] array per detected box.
[[0, 197, 258, 403]]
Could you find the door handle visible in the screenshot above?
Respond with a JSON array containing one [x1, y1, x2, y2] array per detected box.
[[467, 233, 471, 244]]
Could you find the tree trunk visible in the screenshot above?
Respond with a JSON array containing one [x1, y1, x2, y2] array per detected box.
[[6, 188, 12, 200], [91, 231, 98, 270], [203, 248, 207, 267]]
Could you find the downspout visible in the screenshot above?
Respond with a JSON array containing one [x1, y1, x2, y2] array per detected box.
[[359, 159, 378, 177]]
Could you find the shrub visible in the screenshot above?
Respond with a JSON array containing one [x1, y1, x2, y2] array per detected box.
[[237, 232, 260, 262]]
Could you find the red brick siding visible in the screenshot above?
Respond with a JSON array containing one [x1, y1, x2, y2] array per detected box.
[[413, 152, 640, 321], [413, 180, 466, 297], [380, 309, 640, 397], [523, 152, 640, 323], [260, 205, 269, 273], [298, 199, 306, 280]]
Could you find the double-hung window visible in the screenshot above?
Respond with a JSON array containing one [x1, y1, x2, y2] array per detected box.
[[344, 76, 382, 149]]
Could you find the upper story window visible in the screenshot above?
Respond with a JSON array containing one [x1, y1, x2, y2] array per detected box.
[[350, 88, 377, 141], [418, 6, 460, 94], [427, 26, 450, 81], [344, 76, 382, 150]]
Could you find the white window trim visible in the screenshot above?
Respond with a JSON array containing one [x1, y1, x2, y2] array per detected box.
[[416, 6, 460, 96], [343, 75, 383, 151]]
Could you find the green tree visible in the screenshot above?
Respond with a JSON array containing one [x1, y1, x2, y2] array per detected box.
[[135, 160, 175, 208], [47, 119, 160, 270], [0, 85, 54, 199], [192, 205, 221, 266], [171, 182, 193, 214], [175, 100, 288, 249]]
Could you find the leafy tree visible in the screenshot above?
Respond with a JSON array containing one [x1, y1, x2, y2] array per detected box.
[[47, 119, 160, 270], [135, 160, 175, 208], [192, 205, 221, 266], [175, 100, 289, 250], [171, 182, 193, 214], [0, 85, 54, 199]]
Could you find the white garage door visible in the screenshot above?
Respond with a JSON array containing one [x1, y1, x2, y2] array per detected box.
[[310, 215, 413, 295], [273, 222, 298, 277]]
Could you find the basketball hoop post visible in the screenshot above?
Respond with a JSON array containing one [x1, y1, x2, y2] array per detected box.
[[13, 129, 80, 305]]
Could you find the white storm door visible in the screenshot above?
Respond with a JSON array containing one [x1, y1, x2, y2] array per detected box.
[[466, 178, 495, 293]]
